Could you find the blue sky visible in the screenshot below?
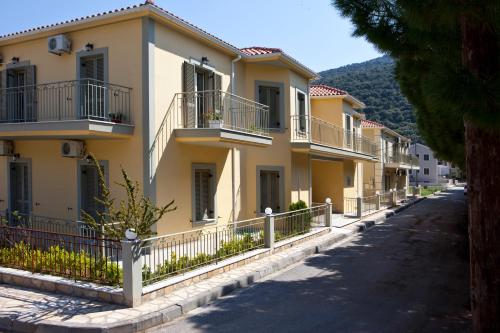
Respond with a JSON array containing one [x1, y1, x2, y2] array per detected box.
[[0, 0, 383, 72]]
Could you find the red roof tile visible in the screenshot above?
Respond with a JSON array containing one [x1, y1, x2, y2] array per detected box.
[[361, 119, 385, 128], [240, 47, 283, 56], [310, 84, 347, 97]]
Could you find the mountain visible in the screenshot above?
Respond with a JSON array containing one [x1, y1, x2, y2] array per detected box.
[[316, 55, 421, 143]]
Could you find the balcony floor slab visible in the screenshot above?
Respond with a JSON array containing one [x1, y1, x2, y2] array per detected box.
[[291, 141, 378, 161], [174, 128, 273, 148], [0, 120, 134, 140]]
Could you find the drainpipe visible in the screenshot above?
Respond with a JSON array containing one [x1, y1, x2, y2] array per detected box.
[[231, 55, 241, 222]]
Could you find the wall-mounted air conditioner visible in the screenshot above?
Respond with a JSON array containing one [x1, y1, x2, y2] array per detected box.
[[61, 141, 84, 158], [48, 35, 71, 55]]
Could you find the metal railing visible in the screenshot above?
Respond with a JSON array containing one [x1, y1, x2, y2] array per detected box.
[[0, 225, 122, 286], [0, 79, 131, 124], [273, 204, 327, 241], [362, 195, 378, 214], [384, 152, 419, 165], [141, 217, 266, 286], [177, 90, 269, 136], [343, 197, 358, 216], [380, 192, 393, 209], [396, 189, 406, 202], [291, 115, 377, 156]]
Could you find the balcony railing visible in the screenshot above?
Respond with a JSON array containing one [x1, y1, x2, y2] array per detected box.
[[0, 79, 132, 124], [291, 115, 377, 156], [176, 90, 269, 136], [384, 152, 419, 165]]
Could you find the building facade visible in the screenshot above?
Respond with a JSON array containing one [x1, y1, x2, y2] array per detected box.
[[409, 143, 450, 185]]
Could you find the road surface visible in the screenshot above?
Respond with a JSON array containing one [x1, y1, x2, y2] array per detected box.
[[152, 188, 471, 333]]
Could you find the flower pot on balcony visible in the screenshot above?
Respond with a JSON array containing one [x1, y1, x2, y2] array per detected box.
[[208, 120, 224, 129]]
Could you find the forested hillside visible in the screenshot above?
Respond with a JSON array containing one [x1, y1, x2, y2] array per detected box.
[[317, 55, 421, 142]]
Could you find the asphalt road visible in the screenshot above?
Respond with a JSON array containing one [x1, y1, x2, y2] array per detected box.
[[152, 188, 471, 333]]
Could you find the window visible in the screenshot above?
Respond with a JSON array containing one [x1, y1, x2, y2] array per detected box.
[[192, 164, 216, 222], [256, 82, 283, 129], [257, 166, 284, 213], [297, 91, 306, 131], [424, 154, 429, 161], [424, 168, 430, 175], [409, 169, 413, 174]]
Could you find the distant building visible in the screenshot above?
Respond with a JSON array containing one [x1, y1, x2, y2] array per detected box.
[[409, 143, 451, 185]]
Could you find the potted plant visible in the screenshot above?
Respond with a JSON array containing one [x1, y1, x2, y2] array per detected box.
[[205, 110, 224, 128], [109, 112, 124, 123]]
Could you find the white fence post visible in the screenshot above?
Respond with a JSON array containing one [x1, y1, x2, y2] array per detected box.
[[403, 186, 408, 200], [391, 188, 397, 206], [325, 198, 332, 228], [375, 191, 381, 210], [121, 237, 142, 307], [356, 197, 363, 218], [264, 207, 275, 249]]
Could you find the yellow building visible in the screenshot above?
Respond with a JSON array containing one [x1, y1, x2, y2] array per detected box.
[[303, 84, 379, 213], [0, 2, 319, 235], [361, 119, 419, 194]]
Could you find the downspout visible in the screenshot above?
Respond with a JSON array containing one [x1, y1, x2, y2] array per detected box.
[[231, 55, 241, 222]]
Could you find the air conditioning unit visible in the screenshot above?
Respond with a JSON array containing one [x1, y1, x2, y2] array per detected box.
[[0, 141, 13, 156], [48, 35, 71, 55], [61, 141, 84, 158]]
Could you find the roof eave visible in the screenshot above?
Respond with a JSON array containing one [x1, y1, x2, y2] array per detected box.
[[242, 52, 318, 80]]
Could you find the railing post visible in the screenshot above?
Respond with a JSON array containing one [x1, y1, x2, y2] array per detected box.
[[264, 207, 275, 249], [375, 191, 381, 210], [325, 198, 332, 228], [121, 237, 142, 307], [356, 197, 363, 218], [391, 189, 397, 206]]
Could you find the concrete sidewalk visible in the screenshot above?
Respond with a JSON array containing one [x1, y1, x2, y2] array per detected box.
[[0, 198, 424, 333]]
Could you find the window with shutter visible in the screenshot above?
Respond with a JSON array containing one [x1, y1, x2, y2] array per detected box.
[[80, 163, 107, 220], [297, 92, 306, 131], [258, 85, 281, 129], [79, 53, 106, 119], [9, 161, 31, 216], [192, 164, 216, 222], [259, 168, 282, 213]]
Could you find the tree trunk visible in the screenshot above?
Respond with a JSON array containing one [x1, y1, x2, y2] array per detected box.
[[465, 122, 500, 332]]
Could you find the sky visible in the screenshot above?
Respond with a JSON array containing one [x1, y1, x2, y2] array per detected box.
[[0, 0, 383, 72]]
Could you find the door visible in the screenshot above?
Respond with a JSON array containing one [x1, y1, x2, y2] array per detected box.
[[9, 161, 31, 224], [79, 54, 105, 119], [6, 66, 36, 122], [344, 115, 352, 148], [260, 170, 281, 213], [196, 70, 207, 128], [79, 163, 106, 220]]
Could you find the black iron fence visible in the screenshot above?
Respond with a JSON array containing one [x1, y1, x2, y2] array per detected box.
[[0, 225, 122, 286]]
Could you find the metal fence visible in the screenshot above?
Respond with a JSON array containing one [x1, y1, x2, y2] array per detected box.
[[396, 189, 406, 202], [0, 225, 122, 286], [141, 217, 266, 286], [343, 197, 358, 216], [291, 115, 378, 156], [274, 204, 327, 241], [177, 90, 269, 136], [380, 192, 393, 209], [362, 195, 378, 214], [0, 79, 131, 124]]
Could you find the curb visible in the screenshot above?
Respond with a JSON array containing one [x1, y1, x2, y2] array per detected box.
[[0, 197, 426, 333]]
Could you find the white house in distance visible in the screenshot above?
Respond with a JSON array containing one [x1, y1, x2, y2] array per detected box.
[[409, 143, 451, 185]]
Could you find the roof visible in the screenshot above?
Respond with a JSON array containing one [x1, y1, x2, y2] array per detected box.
[[240, 47, 283, 56], [0, 3, 317, 79], [310, 84, 365, 109], [310, 84, 347, 97], [362, 119, 409, 141], [361, 119, 384, 128]]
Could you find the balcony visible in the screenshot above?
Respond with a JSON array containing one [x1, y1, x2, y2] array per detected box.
[[290, 115, 378, 160], [384, 152, 420, 169], [0, 79, 133, 139], [173, 90, 272, 147]]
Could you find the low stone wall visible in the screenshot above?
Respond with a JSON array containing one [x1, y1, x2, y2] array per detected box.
[[0, 266, 125, 305]]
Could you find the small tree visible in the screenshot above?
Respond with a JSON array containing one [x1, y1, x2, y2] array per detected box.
[[81, 154, 176, 239]]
